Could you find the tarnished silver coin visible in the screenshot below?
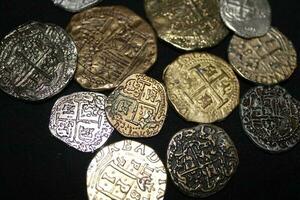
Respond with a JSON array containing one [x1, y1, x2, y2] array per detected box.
[[220, 0, 271, 38], [52, 0, 101, 12], [167, 124, 239, 198], [240, 86, 300, 153], [0, 22, 77, 101], [49, 92, 114, 152]]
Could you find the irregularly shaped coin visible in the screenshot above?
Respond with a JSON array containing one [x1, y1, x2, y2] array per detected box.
[[0, 22, 77, 101], [144, 0, 229, 50], [105, 74, 167, 138], [167, 124, 239, 198], [67, 6, 157, 91], [52, 0, 101, 12], [240, 86, 300, 153], [220, 0, 271, 38], [49, 92, 114, 152], [87, 140, 167, 200], [228, 27, 297, 85], [163, 53, 240, 123]]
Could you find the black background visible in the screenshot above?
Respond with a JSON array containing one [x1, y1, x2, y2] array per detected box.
[[0, 0, 300, 200]]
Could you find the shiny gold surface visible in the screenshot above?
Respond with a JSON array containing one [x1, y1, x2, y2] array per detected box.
[[87, 140, 167, 200], [144, 0, 229, 50], [163, 53, 240, 123], [67, 6, 157, 91]]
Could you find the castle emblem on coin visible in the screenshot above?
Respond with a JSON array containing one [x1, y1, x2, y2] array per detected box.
[[52, 0, 101, 12]]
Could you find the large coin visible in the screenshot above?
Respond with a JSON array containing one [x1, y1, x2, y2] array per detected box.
[[228, 27, 297, 85], [167, 124, 239, 198], [87, 140, 167, 200], [67, 6, 157, 91], [0, 22, 77, 101], [220, 0, 271, 38], [105, 74, 167, 138], [52, 0, 101, 12], [163, 53, 240, 123], [49, 92, 114, 152], [144, 0, 229, 50], [240, 86, 300, 153]]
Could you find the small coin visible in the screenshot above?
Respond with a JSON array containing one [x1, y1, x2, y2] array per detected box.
[[105, 74, 168, 138], [167, 124, 239, 198], [67, 6, 157, 91], [52, 0, 101, 12], [87, 140, 167, 200], [240, 85, 300, 153], [220, 0, 271, 38], [163, 53, 240, 123], [0, 22, 77, 101], [144, 0, 229, 50], [228, 27, 297, 85], [49, 92, 114, 152]]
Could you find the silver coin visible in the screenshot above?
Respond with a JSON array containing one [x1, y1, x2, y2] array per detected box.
[[0, 22, 77, 101], [240, 86, 300, 153], [49, 92, 114, 152], [220, 0, 271, 38], [52, 0, 102, 12]]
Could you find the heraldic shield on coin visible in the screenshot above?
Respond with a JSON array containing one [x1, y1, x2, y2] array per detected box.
[[105, 74, 168, 138], [0, 21, 77, 101], [228, 27, 297, 85], [67, 6, 157, 91], [144, 0, 229, 50], [87, 140, 167, 200], [49, 92, 114, 152], [52, 0, 102, 12], [167, 124, 239, 198], [220, 0, 271, 38], [163, 53, 240, 123], [240, 86, 300, 153]]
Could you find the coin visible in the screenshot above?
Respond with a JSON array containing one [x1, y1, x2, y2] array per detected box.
[[163, 53, 240, 123], [105, 74, 167, 138], [228, 27, 297, 85], [167, 124, 239, 198], [49, 92, 114, 152], [67, 6, 157, 91], [240, 86, 300, 153], [87, 140, 167, 200], [144, 0, 229, 50], [52, 0, 101, 12], [220, 0, 271, 38], [0, 22, 77, 101]]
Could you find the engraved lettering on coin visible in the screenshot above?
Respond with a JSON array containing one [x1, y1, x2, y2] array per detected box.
[[228, 27, 297, 85], [144, 0, 228, 50], [52, 0, 101, 12], [220, 0, 271, 38], [0, 22, 77, 101], [87, 140, 167, 200], [67, 6, 157, 91], [240, 86, 300, 152], [49, 92, 114, 152], [163, 53, 240, 123], [167, 124, 239, 198]]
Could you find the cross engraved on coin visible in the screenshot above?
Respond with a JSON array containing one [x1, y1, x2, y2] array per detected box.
[[52, 0, 101, 12]]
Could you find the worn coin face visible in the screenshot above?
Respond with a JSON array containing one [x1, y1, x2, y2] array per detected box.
[[0, 22, 77, 101], [144, 0, 229, 50], [167, 124, 239, 198], [105, 74, 167, 138], [220, 0, 271, 38], [163, 53, 240, 123], [49, 92, 114, 152], [228, 27, 297, 85], [87, 140, 167, 200], [52, 0, 101, 12], [67, 6, 157, 91], [240, 86, 300, 153]]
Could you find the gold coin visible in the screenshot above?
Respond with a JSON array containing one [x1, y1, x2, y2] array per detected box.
[[67, 6, 157, 91], [163, 53, 240, 123], [228, 27, 297, 85], [105, 74, 168, 137], [87, 140, 167, 200], [144, 0, 229, 50]]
